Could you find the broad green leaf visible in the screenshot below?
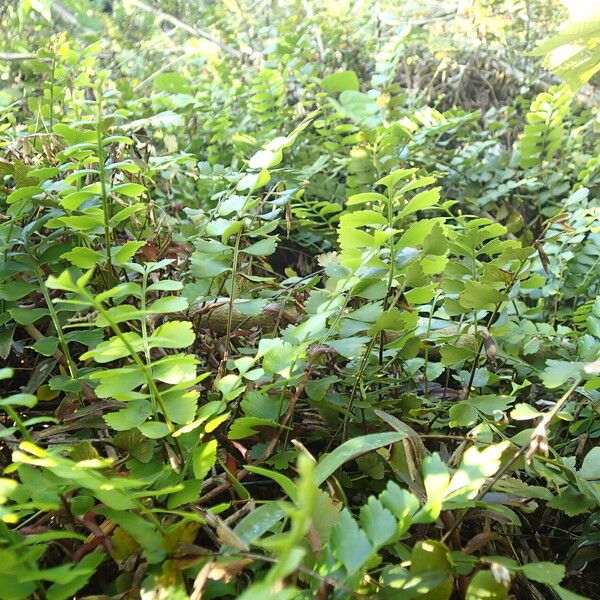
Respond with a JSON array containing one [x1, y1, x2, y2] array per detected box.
[[59, 190, 96, 211], [541, 360, 584, 388], [242, 237, 278, 256], [150, 321, 195, 349], [314, 432, 407, 485], [167, 479, 202, 509], [9, 307, 49, 325], [103, 400, 152, 431], [330, 509, 373, 572], [399, 187, 442, 218], [138, 421, 171, 439], [580, 447, 600, 480], [45, 552, 105, 600], [440, 344, 473, 366], [248, 149, 282, 169], [28, 337, 59, 357], [61, 246, 104, 269], [459, 281, 507, 310], [7, 186, 43, 204], [510, 403, 542, 420], [347, 192, 388, 206], [359, 496, 397, 548], [466, 570, 508, 600], [321, 70, 360, 93], [192, 439, 218, 480], [376, 168, 417, 189], [234, 503, 287, 545], [379, 481, 420, 535], [98, 508, 165, 564], [228, 417, 279, 439], [410, 540, 453, 600], [0, 280, 37, 301], [112, 241, 146, 265], [112, 183, 146, 197], [148, 296, 189, 314], [338, 90, 381, 124], [0, 393, 37, 408], [81, 332, 143, 363], [445, 442, 509, 502], [414, 453, 450, 523], [449, 403, 478, 428], [520, 562, 565, 586]]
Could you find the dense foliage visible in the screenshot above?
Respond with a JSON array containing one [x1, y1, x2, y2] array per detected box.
[[0, 1, 599, 598]]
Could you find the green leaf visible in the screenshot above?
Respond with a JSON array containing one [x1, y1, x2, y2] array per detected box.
[[109, 203, 145, 227], [150, 321, 195, 349], [580, 447, 600, 480], [445, 443, 509, 502], [0, 280, 37, 301], [9, 307, 49, 325], [552, 585, 592, 600], [46, 552, 105, 600], [248, 149, 282, 169], [81, 332, 143, 363], [439, 344, 474, 366], [314, 432, 407, 485], [167, 479, 202, 509], [148, 296, 189, 313], [449, 403, 478, 428], [330, 509, 373, 572], [192, 439, 218, 480], [520, 562, 565, 586], [241, 390, 288, 420], [321, 70, 360, 93], [61, 246, 104, 268], [49, 375, 82, 393], [466, 570, 508, 600], [510, 403, 542, 420], [347, 192, 388, 206], [540, 360, 584, 388], [0, 325, 15, 361], [0, 574, 36, 600], [59, 190, 96, 211], [7, 186, 43, 204], [399, 187, 442, 218], [228, 417, 278, 440], [242, 237, 278, 256], [103, 400, 153, 431], [414, 453, 450, 523], [423, 222, 447, 256], [154, 71, 191, 93], [0, 393, 37, 408], [98, 508, 165, 564], [550, 487, 594, 517], [359, 496, 397, 549], [138, 421, 171, 439], [112, 183, 146, 197], [233, 503, 286, 545], [338, 90, 381, 124], [112, 241, 146, 265], [459, 281, 507, 310], [410, 540, 453, 600], [376, 168, 417, 189], [28, 336, 59, 357], [379, 481, 420, 535]]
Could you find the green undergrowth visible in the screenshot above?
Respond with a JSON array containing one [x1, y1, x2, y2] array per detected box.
[[0, 1, 599, 599]]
